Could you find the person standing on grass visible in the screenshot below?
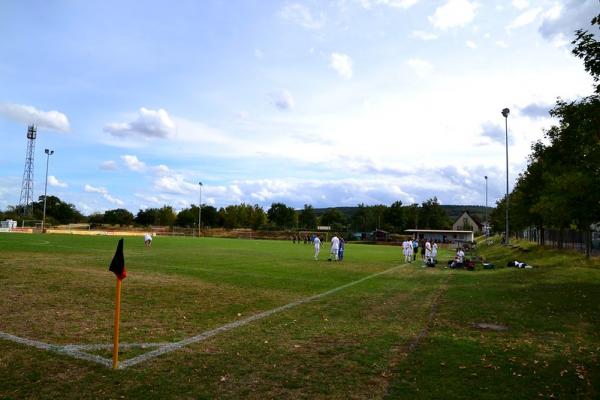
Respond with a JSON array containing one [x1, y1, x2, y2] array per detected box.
[[144, 232, 153, 247], [403, 239, 411, 263], [330, 235, 340, 261], [338, 238, 345, 261], [407, 239, 413, 263], [412, 239, 418, 261], [420, 239, 426, 261], [425, 239, 432, 263], [313, 235, 321, 260], [431, 240, 438, 263]]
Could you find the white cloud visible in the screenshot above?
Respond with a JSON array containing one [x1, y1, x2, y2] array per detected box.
[[406, 58, 434, 78], [121, 155, 146, 172], [330, 52, 353, 79], [99, 160, 117, 171], [104, 107, 176, 139], [495, 40, 509, 48], [154, 175, 198, 195], [411, 30, 438, 40], [0, 103, 70, 132], [507, 7, 542, 31], [512, 0, 529, 10], [153, 164, 170, 175], [84, 184, 124, 206], [466, 40, 477, 49], [429, 0, 479, 30], [270, 90, 295, 111], [539, 0, 596, 45], [48, 175, 68, 188], [279, 3, 324, 30], [360, 0, 420, 9]]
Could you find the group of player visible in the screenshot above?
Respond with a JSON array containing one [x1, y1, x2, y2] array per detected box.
[[313, 234, 345, 261], [402, 238, 438, 265]]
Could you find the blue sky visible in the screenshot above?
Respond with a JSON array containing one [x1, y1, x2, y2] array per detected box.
[[0, 0, 597, 214]]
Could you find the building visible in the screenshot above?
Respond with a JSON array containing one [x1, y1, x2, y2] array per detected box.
[[452, 210, 483, 234], [0, 219, 17, 232], [405, 229, 474, 244]]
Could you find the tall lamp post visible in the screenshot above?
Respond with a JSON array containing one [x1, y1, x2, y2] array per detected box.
[[502, 108, 510, 245], [198, 182, 203, 237], [42, 149, 54, 232], [484, 175, 488, 237]]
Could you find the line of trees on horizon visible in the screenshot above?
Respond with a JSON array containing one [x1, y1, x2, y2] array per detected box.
[[490, 14, 600, 258], [0, 196, 454, 234]]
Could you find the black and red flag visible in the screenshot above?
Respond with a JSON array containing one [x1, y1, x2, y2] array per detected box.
[[109, 238, 127, 280]]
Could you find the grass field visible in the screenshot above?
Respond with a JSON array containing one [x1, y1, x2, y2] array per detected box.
[[0, 233, 598, 399]]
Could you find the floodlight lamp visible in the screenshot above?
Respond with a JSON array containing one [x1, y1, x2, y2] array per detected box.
[[501, 108, 510, 118], [199, 181, 203, 186]]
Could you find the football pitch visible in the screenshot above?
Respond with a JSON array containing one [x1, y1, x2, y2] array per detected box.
[[0, 234, 598, 399]]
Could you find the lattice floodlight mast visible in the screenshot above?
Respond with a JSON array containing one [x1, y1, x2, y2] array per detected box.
[[19, 125, 37, 216]]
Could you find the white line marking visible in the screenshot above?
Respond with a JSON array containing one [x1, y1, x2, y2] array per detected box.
[[1, 263, 405, 369], [120, 264, 405, 368], [0, 331, 112, 368]]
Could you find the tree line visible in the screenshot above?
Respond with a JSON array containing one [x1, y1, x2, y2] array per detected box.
[[1, 196, 453, 233], [490, 14, 600, 258]]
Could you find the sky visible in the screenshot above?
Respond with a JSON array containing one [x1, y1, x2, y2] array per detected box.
[[0, 0, 597, 215]]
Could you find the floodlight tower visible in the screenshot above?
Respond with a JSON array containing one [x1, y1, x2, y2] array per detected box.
[[502, 108, 510, 245], [198, 181, 203, 237], [19, 125, 37, 216]]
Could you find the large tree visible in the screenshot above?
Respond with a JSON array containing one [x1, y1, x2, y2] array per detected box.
[[267, 202, 296, 229], [104, 208, 134, 226], [32, 195, 84, 225], [298, 204, 317, 229], [319, 208, 347, 230], [419, 197, 450, 229]]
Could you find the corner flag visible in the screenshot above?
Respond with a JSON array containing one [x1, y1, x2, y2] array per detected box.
[[109, 238, 126, 280]]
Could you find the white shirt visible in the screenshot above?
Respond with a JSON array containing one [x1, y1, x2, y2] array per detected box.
[[331, 236, 340, 251], [144, 233, 152, 242], [314, 237, 321, 248]]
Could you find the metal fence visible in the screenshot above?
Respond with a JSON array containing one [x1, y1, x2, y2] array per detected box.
[[520, 227, 600, 256]]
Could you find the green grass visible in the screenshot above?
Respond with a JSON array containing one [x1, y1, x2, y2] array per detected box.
[[0, 233, 598, 399]]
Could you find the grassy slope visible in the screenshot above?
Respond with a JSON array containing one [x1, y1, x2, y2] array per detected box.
[[386, 239, 600, 399], [0, 234, 598, 399]]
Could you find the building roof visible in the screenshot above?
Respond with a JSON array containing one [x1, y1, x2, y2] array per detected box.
[[405, 229, 474, 234], [454, 210, 483, 229]]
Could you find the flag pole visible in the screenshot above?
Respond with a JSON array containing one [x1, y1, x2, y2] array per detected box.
[[112, 278, 122, 369]]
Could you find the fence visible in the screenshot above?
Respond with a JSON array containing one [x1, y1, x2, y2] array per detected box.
[[521, 227, 599, 256]]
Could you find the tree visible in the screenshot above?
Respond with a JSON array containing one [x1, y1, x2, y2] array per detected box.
[[104, 208, 134, 226], [88, 212, 104, 225], [32, 195, 84, 225], [267, 202, 296, 229], [249, 205, 267, 230], [572, 13, 600, 94], [404, 203, 420, 229], [319, 208, 347, 230], [419, 198, 450, 229], [135, 208, 159, 226], [298, 204, 317, 229], [156, 205, 177, 227], [351, 204, 370, 232], [501, 13, 600, 257], [175, 206, 197, 227], [384, 201, 405, 233]]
